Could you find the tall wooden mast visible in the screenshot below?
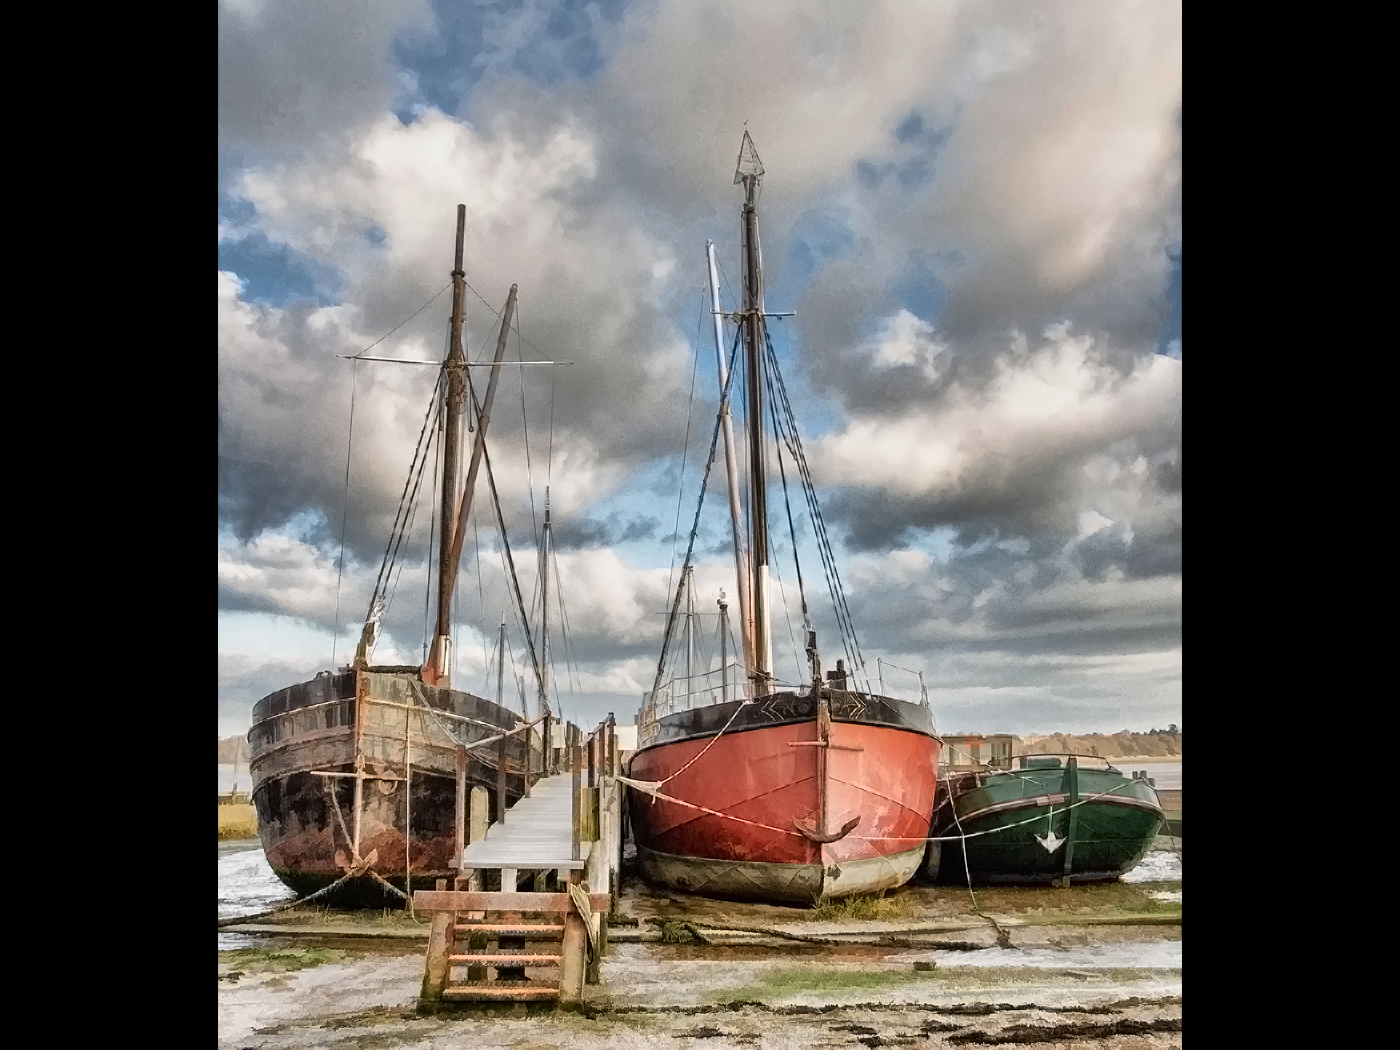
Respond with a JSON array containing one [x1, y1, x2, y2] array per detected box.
[[424, 206, 517, 687], [538, 487, 552, 715], [736, 130, 773, 691], [428, 206, 469, 685]]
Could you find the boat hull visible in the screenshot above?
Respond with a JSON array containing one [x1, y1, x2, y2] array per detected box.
[[627, 692, 939, 903], [247, 669, 536, 908], [933, 764, 1163, 885]]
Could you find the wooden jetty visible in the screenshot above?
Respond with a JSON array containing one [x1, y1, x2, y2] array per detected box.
[[415, 716, 624, 1009]]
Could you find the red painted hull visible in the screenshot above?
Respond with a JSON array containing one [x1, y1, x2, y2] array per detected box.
[[628, 719, 940, 902]]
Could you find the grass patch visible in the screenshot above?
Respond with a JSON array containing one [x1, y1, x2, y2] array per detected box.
[[251, 905, 424, 928], [720, 966, 935, 1001], [218, 946, 357, 975], [218, 804, 258, 840], [809, 893, 916, 922]]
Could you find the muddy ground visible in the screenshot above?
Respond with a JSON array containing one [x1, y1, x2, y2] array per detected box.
[[219, 838, 1180, 1048]]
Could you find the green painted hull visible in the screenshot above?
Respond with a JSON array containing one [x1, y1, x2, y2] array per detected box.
[[932, 763, 1163, 885]]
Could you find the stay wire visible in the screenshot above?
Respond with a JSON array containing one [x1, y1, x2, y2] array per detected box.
[[666, 295, 706, 607], [370, 372, 444, 606], [772, 353, 862, 689], [652, 324, 743, 697], [422, 402, 443, 658], [516, 296, 539, 545], [469, 380, 550, 716], [462, 278, 556, 364], [377, 408, 438, 655], [764, 329, 871, 691], [346, 282, 452, 360], [331, 360, 358, 670]]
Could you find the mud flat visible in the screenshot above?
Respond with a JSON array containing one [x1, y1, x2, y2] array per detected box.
[[220, 939, 1181, 1049], [220, 840, 1181, 1048]]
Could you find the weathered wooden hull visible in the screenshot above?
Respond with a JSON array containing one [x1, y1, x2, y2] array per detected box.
[[627, 691, 939, 904], [932, 764, 1163, 885], [247, 669, 538, 908]]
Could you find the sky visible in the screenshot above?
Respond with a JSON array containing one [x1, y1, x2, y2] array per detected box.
[[218, 0, 1182, 740]]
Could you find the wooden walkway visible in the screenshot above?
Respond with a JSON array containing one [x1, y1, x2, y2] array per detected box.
[[461, 772, 589, 873], [415, 717, 624, 1010]]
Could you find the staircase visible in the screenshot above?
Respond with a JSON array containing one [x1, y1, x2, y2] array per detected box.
[[415, 719, 620, 1010]]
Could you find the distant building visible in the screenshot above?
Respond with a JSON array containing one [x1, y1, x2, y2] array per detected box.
[[941, 733, 1017, 771]]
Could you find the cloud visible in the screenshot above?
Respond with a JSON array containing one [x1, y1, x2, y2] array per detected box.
[[813, 324, 1180, 547], [218, 1, 1182, 735]]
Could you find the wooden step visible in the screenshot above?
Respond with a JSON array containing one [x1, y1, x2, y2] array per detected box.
[[449, 954, 562, 965], [441, 985, 559, 1001], [454, 924, 564, 935]]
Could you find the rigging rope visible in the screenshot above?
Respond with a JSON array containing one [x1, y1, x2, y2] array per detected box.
[[376, 384, 442, 647], [651, 324, 744, 698], [368, 373, 444, 610], [346, 281, 452, 360], [421, 403, 442, 658], [331, 361, 359, 669], [666, 295, 706, 608], [763, 328, 871, 692], [470, 384, 550, 717], [516, 297, 539, 545]]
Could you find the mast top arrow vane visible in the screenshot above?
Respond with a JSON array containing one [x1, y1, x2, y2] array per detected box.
[[735, 129, 764, 184]]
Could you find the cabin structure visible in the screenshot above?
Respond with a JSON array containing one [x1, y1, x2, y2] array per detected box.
[[941, 734, 1017, 771]]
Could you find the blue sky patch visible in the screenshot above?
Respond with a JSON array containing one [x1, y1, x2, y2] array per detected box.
[[219, 232, 346, 308]]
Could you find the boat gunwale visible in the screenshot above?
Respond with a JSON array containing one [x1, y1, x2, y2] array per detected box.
[[946, 791, 1164, 826], [629, 714, 939, 764]]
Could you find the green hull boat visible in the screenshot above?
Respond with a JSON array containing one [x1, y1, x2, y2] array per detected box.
[[927, 755, 1163, 886]]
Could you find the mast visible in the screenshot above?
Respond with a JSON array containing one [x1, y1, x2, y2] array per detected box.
[[735, 130, 773, 690], [429, 205, 469, 685], [707, 241, 754, 688], [424, 211, 518, 685], [538, 488, 551, 716]]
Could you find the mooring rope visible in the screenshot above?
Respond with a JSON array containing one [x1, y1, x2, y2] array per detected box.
[[629, 699, 753, 791], [615, 775, 1151, 845], [217, 856, 386, 929]]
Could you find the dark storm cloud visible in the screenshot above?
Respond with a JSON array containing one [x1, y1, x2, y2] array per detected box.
[[553, 513, 660, 550], [219, 2, 1181, 734]]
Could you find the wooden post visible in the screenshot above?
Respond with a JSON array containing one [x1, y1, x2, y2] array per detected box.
[[466, 787, 489, 981], [496, 736, 508, 824], [587, 727, 596, 788], [419, 877, 451, 1012], [454, 746, 467, 869], [1058, 756, 1080, 888], [571, 741, 582, 862], [559, 874, 587, 1007], [543, 710, 553, 775]]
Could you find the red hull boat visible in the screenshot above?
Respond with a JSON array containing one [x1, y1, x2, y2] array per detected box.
[[629, 693, 939, 902], [626, 132, 942, 903]]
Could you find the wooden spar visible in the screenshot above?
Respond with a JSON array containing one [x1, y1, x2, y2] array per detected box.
[[539, 488, 551, 717], [428, 205, 469, 687], [707, 240, 754, 681], [737, 131, 773, 688], [424, 275, 519, 686], [453, 745, 467, 869]]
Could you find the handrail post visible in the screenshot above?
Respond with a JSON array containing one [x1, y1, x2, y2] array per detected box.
[[587, 726, 596, 788], [571, 739, 582, 862]]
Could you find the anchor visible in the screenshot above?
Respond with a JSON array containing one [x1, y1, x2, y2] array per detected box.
[[794, 815, 861, 843]]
